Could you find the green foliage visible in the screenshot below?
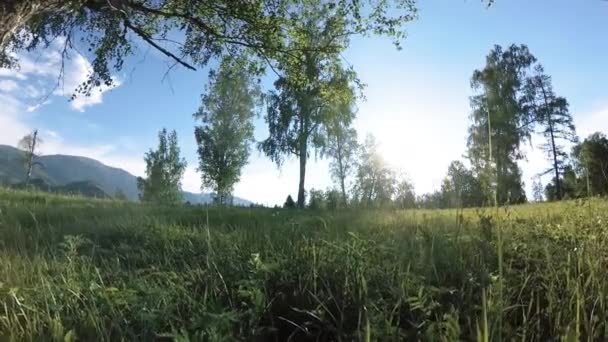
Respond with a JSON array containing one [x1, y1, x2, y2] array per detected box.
[[1, 0, 416, 97], [441, 161, 485, 208], [307, 188, 326, 210], [532, 176, 544, 202], [283, 194, 296, 209], [542, 132, 608, 201], [324, 189, 342, 210], [137, 129, 186, 205], [194, 55, 260, 205], [522, 64, 577, 200], [395, 173, 416, 209], [417, 191, 445, 209], [326, 119, 359, 204], [467, 44, 537, 205], [17, 129, 42, 186], [353, 134, 397, 207], [259, 54, 356, 169], [259, 2, 367, 208], [2, 188, 608, 340], [545, 165, 581, 201], [572, 132, 608, 197]]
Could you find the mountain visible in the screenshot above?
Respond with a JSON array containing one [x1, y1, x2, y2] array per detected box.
[[0, 145, 252, 205]]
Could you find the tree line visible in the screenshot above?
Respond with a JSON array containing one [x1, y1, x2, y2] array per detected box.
[[135, 43, 608, 209]]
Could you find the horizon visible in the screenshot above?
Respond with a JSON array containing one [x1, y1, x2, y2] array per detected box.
[[1, 0, 607, 206]]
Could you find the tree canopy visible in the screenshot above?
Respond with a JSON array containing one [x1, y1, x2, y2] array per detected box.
[[353, 134, 396, 207], [137, 128, 187, 205], [467, 44, 537, 205], [1, 0, 416, 97], [572, 132, 608, 197], [440, 161, 484, 208], [17, 129, 42, 187], [259, 3, 360, 208], [325, 113, 359, 206], [194, 55, 260, 205], [522, 65, 577, 200]]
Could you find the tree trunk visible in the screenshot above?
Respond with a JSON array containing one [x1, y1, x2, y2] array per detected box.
[[297, 136, 307, 208], [339, 173, 346, 206], [25, 129, 38, 187], [540, 86, 562, 200], [367, 173, 376, 207], [548, 118, 561, 200], [486, 98, 497, 207], [336, 137, 347, 205], [601, 162, 608, 194], [586, 159, 591, 197]]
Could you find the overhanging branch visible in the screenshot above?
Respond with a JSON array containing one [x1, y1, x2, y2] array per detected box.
[[123, 19, 196, 71]]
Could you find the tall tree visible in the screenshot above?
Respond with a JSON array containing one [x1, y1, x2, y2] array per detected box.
[[545, 165, 581, 201], [467, 44, 536, 205], [137, 128, 187, 205], [353, 134, 396, 207], [17, 129, 42, 187], [394, 173, 416, 209], [440, 161, 484, 208], [1, 1, 416, 97], [531, 176, 544, 202], [325, 118, 359, 205], [572, 132, 608, 197], [523, 65, 577, 200], [194, 55, 260, 205], [259, 4, 359, 208], [283, 195, 296, 209]]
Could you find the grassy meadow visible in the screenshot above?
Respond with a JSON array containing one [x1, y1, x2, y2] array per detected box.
[[1, 188, 608, 341]]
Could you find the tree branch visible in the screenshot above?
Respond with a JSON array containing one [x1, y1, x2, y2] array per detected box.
[[123, 19, 196, 71], [517, 119, 537, 131]]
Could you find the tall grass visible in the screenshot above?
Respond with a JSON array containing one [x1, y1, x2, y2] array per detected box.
[[1, 188, 608, 340]]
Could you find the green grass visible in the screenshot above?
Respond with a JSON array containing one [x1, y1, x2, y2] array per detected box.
[[1, 188, 608, 341]]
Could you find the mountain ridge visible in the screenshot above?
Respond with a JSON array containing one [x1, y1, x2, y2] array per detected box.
[[0, 144, 252, 205]]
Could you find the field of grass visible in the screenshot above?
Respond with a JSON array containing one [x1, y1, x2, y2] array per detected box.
[[1, 188, 608, 341]]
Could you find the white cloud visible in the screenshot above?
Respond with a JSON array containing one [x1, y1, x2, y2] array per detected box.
[[0, 40, 120, 112], [24, 84, 43, 98], [53, 54, 121, 112], [577, 106, 608, 138], [26, 100, 51, 112], [0, 68, 27, 80], [0, 79, 19, 92], [0, 94, 32, 146], [42, 129, 59, 139], [0, 52, 138, 188]]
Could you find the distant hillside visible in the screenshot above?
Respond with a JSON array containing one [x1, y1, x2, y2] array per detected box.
[[0, 145, 252, 205], [10, 178, 111, 199], [57, 180, 111, 199]]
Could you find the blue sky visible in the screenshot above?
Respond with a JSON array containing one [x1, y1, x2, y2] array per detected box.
[[1, 0, 607, 205]]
